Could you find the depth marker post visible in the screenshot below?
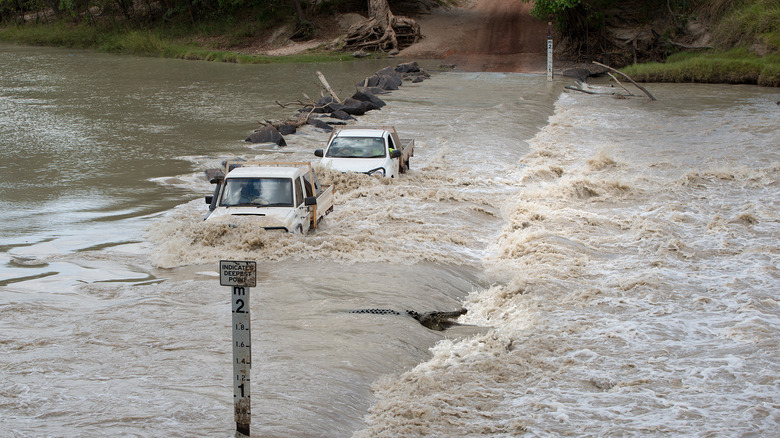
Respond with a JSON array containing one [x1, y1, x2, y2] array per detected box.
[[547, 21, 553, 81], [220, 260, 257, 436]]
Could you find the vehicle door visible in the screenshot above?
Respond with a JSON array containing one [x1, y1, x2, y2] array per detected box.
[[386, 133, 400, 178], [293, 176, 311, 233]]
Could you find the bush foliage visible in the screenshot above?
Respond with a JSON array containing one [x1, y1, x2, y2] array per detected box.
[[0, 0, 292, 25]]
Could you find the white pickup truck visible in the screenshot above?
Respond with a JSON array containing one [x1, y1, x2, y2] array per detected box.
[[314, 126, 414, 178], [204, 161, 334, 234]]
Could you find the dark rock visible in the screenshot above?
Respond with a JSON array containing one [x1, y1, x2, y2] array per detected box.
[[360, 74, 379, 88], [403, 71, 430, 83], [245, 125, 286, 146], [317, 96, 337, 106], [357, 74, 381, 89], [351, 89, 386, 109], [341, 97, 375, 116], [395, 61, 420, 73], [307, 118, 333, 131], [330, 110, 356, 121], [313, 96, 338, 113], [376, 66, 403, 89], [205, 168, 224, 183], [325, 102, 345, 113], [357, 71, 401, 91], [378, 75, 400, 91], [563, 68, 592, 82], [361, 86, 391, 95], [277, 124, 297, 136]]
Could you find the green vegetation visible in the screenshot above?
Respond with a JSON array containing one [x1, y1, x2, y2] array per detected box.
[[709, 0, 780, 52], [0, 0, 359, 62], [623, 49, 780, 86], [0, 22, 353, 62], [0, 21, 352, 62], [0, 0, 297, 26], [632, 0, 780, 85], [528, 0, 779, 86]]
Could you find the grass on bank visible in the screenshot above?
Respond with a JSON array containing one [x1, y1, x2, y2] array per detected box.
[[619, 0, 780, 86], [622, 49, 780, 87], [0, 22, 354, 63]]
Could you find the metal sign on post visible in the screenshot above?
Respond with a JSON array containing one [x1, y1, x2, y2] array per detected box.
[[547, 21, 553, 82], [220, 260, 257, 436]]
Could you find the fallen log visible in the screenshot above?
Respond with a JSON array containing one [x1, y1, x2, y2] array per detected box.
[[565, 86, 598, 95], [317, 71, 341, 104], [592, 61, 657, 101], [564, 86, 631, 98], [606, 72, 635, 96]]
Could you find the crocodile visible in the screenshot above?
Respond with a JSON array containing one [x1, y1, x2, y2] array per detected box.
[[347, 308, 467, 331], [347, 308, 402, 315]]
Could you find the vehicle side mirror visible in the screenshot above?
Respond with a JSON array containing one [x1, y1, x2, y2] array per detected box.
[[304, 196, 317, 206], [390, 149, 402, 159], [205, 195, 213, 204], [314, 149, 324, 157]]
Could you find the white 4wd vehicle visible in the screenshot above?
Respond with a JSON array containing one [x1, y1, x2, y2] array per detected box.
[[315, 126, 414, 178], [204, 161, 334, 234]]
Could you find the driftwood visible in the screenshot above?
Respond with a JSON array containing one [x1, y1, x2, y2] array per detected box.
[[275, 98, 315, 109], [565, 86, 598, 95], [565, 85, 628, 100], [593, 61, 657, 101], [255, 63, 426, 141], [265, 71, 345, 129], [317, 71, 341, 104], [607, 72, 635, 96]]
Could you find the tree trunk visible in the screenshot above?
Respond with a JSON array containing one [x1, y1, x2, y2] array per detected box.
[[344, 0, 420, 52], [289, 0, 316, 41], [290, 0, 306, 23]]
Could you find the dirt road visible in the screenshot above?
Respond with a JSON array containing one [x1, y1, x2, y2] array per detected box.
[[400, 0, 548, 73]]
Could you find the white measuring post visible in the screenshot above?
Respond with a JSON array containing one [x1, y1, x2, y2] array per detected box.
[[547, 21, 553, 82], [220, 260, 257, 436]]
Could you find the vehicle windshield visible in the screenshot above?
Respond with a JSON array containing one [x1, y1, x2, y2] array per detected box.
[[326, 137, 386, 158], [220, 177, 293, 207]]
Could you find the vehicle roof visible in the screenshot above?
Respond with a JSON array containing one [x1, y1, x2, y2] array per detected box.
[[226, 166, 301, 179], [334, 128, 387, 138]]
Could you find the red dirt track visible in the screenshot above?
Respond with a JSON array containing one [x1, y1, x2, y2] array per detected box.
[[443, 0, 548, 72]]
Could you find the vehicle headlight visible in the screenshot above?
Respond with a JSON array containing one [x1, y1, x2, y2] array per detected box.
[[367, 167, 385, 177]]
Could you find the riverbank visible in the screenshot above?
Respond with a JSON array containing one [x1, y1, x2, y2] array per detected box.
[[625, 49, 780, 87], [1, 0, 778, 86]]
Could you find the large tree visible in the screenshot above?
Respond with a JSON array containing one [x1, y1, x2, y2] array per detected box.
[[343, 0, 421, 52]]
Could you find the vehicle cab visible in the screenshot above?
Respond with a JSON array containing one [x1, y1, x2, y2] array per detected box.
[[205, 162, 332, 234], [315, 128, 403, 178]]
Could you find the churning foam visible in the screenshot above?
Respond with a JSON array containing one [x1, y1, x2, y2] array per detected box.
[[355, 86, 780, 436]]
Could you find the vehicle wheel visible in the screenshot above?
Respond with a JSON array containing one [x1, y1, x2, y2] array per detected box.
[[294, 225, 304, 235]]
